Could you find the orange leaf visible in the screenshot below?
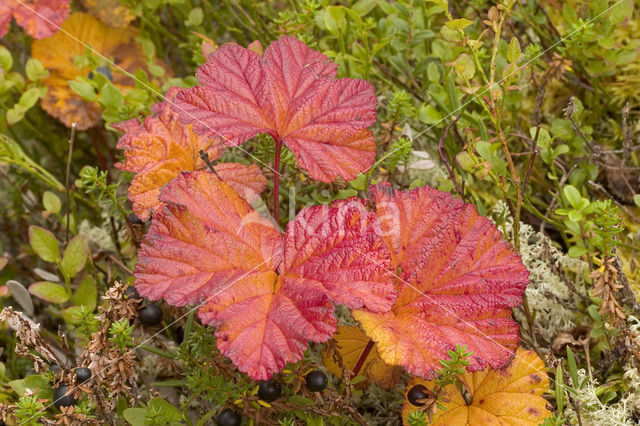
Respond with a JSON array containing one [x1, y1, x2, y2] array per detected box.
[[80, 0, 135, 28], [135, 171, 396, 379], [402, 347, 552, 425], [115, 89, 266, 220], [32, 13, 146, 129], [321, 326, 402, 389], [352, 184, 529, 379]]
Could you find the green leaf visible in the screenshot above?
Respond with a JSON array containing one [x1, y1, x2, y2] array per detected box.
[[69, 80, 97, 102], [334, 189, 358, 200], [349, 173, 368, 191], [148, 63, 165, 77], [0, 46, 12, 71], [29, 226, 59, 262], [568, 210, 583, 223], [445, 18, 473, 30], [633, 194, 640, 207], [9, 375, 51, 398], [555, 365, 565, 414], [61, 306, 83, 324], [123, 408, 147, 426], [352, 0, 378, 15], [60, 235, 89, 279], [18, 87, 41, 109], [426, 0, 448, 11], [25, 58, 49, 81], [29, 281, 69, 304], [186, 7, 204, 26], [116, 398, 129, 417], [148, 398, 183, 422], [418, 104, 442, 124], [151, 380, 188, 387], [566, 347, 579, 388], [72, 274, 97, 310], [609, 0, 633, 24], [563, 185, 582, 209], [507, 37, 521, 63], [42, 191, 61, 214], [447, 53, 475, 80], [324, 6, 346, 34], [6, 108, 24, 125], [568, 246, 587, 258], [99, 83, 124, 108], [287, 395, 315, 406]]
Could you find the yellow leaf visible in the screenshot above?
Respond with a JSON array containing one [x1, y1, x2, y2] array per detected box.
[[402, 347, 552, 425], [322, 325, 402, 389], [32, 13, 145, 129], [80, 0, 136, 28]]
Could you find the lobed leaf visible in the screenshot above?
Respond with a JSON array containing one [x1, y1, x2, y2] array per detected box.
[[32, 13, 146, 129], [280, 200, 395, 313], [115, 89, 266, 220], [173, 37, 378, 182], [134, 171, 395, 379], [134, 171, 282, 306], [402, 347, 552, 425], [4, 0, 70, 40], [352, 183, 529, 379], [322, 325, 402, 389]]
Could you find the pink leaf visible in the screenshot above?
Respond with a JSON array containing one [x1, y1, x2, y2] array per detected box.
[[173, 37, 378, 182]]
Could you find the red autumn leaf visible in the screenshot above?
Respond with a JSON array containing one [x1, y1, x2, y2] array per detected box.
[[2, 0, 70, 39], [0, 3, 12, 39], [281, 199, 395, 312], [353, 183, 529, 379], [115, 89, 266, 221], [134, 171, 395, 379], [173, 36, 378, 183]]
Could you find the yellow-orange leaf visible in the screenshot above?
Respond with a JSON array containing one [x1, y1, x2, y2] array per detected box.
[[31, 13, 145, 129], [402, 347, 551, 425], [115, 89, 266, 220], [322, 326, 402, 389], [80, 0, 136, 28]]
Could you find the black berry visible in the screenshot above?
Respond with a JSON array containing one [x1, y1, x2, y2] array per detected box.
[[217, 408, 241, 426], [257, 379, 281, 402], [407, 384, 429, 406], [53, 385, 77, 409], [128, 213, 143, 225], [125, 286, 142, 301], [138, 304, 163, 326], [305, 370, 328, 392], [74, 367, 91, 384]]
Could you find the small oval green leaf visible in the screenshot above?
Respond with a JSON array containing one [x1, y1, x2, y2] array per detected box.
[[29, 226, 59, 263], [29, 281, 69, 304]]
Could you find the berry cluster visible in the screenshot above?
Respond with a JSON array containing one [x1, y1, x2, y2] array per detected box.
[[51, 366, 92, 409], [217, 370, 328, 425]]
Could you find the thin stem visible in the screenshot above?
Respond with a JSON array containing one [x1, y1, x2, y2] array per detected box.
[[126, 341, 178, 359], [273, 137, 283, 225], [65, 124, 76, 243], [351, 339, 375, 378]]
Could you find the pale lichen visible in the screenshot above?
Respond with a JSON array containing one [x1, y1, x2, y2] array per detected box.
[[492, 205, 590, 345]]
